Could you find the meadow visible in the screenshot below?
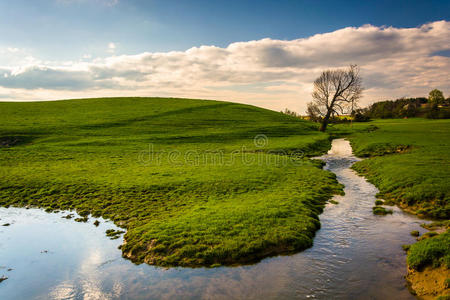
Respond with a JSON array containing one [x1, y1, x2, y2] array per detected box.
[[2, 98, 448, 275], [339, 119, 450, 219], [0, 97, 342, 267]]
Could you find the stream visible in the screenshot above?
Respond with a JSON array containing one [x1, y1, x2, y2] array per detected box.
[[0, 139, 429, 299]]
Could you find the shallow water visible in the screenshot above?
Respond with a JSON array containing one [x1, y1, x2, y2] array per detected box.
[[0, 139, 429, 299]]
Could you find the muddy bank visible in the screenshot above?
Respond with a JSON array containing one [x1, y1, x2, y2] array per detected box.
[[407, 266, 450, 299]]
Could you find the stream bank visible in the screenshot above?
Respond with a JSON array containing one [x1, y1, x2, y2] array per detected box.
[[0, 139, 429, 299]]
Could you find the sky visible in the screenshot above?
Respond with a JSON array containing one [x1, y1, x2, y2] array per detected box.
[[0, 0, 449, 113]]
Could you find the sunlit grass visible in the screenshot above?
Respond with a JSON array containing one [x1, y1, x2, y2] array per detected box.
[[0, 97, 342, 267], [407, 230, 450, 270], [336, 119, 450, 219]]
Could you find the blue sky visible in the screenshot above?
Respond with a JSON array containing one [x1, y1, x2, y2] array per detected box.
[[0, 0, 449, 112], [2, 0, 449, 60]]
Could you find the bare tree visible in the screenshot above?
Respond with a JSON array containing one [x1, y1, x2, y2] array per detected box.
[[307, 65, 363, 131], [306, 102, 321, 122]]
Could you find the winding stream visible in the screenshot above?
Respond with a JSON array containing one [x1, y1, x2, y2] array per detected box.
[[0, 139, 428, 299]]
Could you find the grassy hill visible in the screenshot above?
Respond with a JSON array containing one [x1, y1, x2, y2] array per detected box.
[[0, 97, 342, 267]]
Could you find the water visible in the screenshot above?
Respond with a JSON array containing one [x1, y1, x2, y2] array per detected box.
[[0, 139, 429, 299]]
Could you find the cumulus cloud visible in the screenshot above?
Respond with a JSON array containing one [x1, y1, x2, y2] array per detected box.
[[0, 66, 118, 90], [0, 21, 449, 112]]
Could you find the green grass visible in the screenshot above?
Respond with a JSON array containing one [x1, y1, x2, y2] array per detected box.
[[372, 206, 393, 215], [337, 119, 450, 219], [417, 232, 439, 240], [422, 220, 450, 230], [374, 199, 384, 206], [0, 97, 342, 267], [407, 230, 450, 270], [410, 230, 420, 237]]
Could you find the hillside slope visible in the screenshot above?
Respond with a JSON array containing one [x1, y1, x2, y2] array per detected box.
[[0, 97, 341, 266]]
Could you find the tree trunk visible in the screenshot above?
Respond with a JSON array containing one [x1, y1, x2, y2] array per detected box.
[[319, 111, 331, 132]]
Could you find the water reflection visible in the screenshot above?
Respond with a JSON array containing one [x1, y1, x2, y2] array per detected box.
[[0, 139, 428, 299]]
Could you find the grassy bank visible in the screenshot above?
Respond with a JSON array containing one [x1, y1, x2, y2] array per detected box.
[[406, 230, 450, 299], [341, 119, 450, 219], [0, 97, 342, 267], [407, 230, 450, 270]]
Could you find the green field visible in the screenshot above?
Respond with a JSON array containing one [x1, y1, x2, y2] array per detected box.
[[3, 99, 448, 270], [338, 119, 450, 219], [0, 97, 342, 267]]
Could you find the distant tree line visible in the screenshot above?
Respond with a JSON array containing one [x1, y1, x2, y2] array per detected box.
[[291, 89, 450, 125], [280, 108, 301, 118], [283, 84, 449, 129], [362, 97, 428, 119], [361, 89, 450, 119]]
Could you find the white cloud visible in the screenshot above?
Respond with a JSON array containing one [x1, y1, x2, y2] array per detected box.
[[0, 47, 41, 68], [0, 21, 449, 113], [6, 47, 20, 53], [107, 42, 116, 54]]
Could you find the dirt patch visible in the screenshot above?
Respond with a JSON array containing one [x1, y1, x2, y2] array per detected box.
[[406, 265, 450, 299]]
